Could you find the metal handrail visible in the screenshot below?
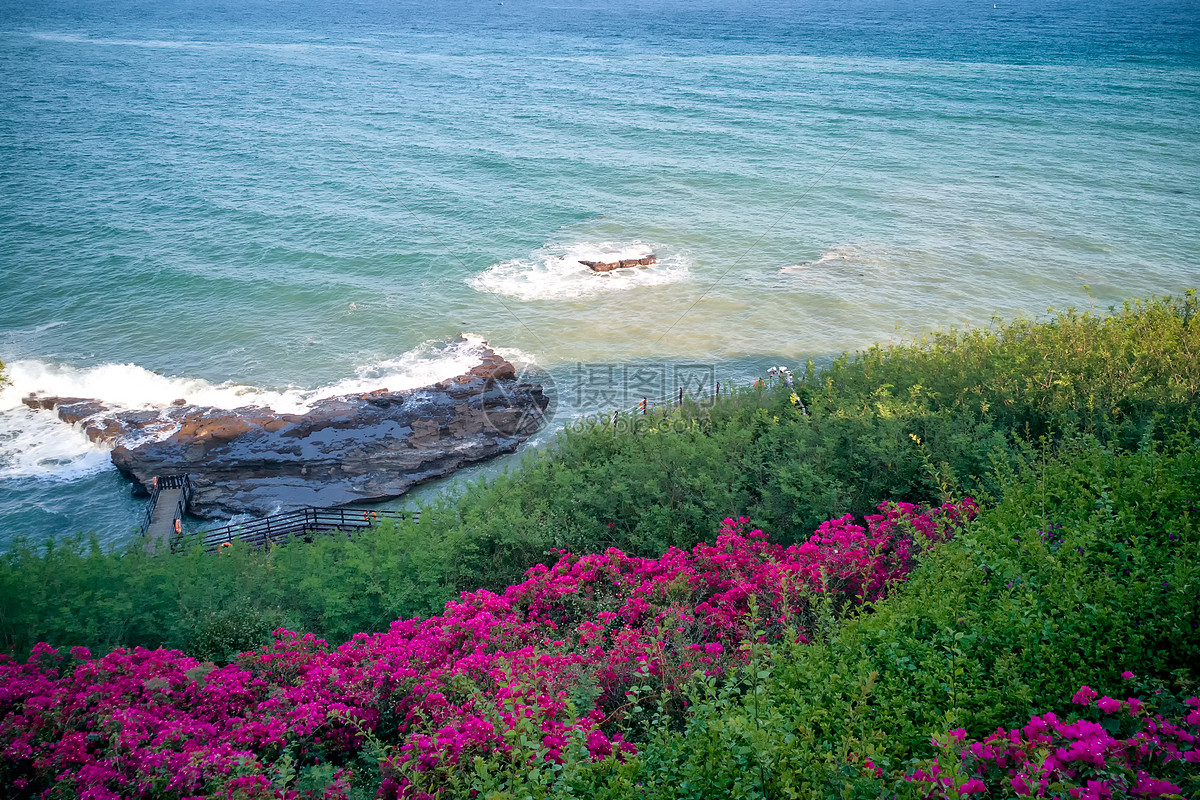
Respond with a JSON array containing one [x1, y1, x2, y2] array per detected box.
[[584, 381, 730, 424], [171, 506, 419, 554], [138, 482, 162, 536], [171, 476, 191, 535], [138, 474, 193, 537]]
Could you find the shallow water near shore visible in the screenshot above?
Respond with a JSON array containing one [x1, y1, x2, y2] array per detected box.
[[1, 0, 1199, 547]]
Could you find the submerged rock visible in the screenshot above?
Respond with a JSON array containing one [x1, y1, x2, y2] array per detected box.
[[22, 347, 550, 518]]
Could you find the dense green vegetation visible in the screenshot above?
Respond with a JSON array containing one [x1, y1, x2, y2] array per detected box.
[[1, 293, 1197, 664], [555, 437, 1199, 798], [1, 293, 1198, 798], [6, 437, 1195, 799]]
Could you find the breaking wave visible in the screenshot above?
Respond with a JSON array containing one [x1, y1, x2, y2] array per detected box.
[[0, 338, 494, 481], [469, 241, 690, 301]]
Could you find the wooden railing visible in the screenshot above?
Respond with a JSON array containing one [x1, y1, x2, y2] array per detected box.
[[171, 506, 419, 553]]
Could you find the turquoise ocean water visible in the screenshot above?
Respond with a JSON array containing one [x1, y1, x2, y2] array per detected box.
[[1, 0, 1198, 547]]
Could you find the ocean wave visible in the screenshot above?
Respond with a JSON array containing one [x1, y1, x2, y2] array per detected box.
[[0, 407, 113, 483], [27, 32, 369, 54], [0, 338, 494, 481], [777, 243, 936, 279], [469, 242, 690, 302], [779, 243, 886, 273]]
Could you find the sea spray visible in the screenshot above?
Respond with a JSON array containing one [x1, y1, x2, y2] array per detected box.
[[470, 241, 690, 301], [0, 338, 500, 481]]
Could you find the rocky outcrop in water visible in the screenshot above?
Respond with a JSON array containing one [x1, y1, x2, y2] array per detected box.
[[22, 347, 550, 518], [579, 254, 656, 272]]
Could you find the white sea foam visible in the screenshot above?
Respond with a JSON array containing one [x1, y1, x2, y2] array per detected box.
[[0, 338, 493, 481], [776, 243, 928, 294], [469, 241, 690, 301], [779, 243, 893, 273], [310, 338, 491, 407], [462, 334, 540, 370], [0, 406, 112, 482]]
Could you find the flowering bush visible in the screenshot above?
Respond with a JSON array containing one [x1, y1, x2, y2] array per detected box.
[[907, 683, 1199, 799], [0, 499, 975, 798]]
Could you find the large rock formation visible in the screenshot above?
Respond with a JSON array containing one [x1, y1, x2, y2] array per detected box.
[[22, 347, 550, 518]]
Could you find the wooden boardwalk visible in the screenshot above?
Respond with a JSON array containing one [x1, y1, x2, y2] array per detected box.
[[145, 486, 183, 550], [139, 475, 191, 552], [137, 474, 416, 554]]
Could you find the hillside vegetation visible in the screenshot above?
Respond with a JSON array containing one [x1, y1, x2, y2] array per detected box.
[[571, 438, 1199, 799], [0, 293, 1197, 798], [2, 293, 1197, 660]]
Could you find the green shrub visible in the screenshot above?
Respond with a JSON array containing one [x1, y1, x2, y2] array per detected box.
[[414, 291, 1200, 600], [0, 517, 440, 659], [558, 438, 1199, 799]]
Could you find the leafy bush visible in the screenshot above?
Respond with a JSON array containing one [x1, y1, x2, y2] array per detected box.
[[564, 438, 1199, 799], [0, 293, 1198, 798], [0, 519, 443, 661], [905, 685, 1199, 799]]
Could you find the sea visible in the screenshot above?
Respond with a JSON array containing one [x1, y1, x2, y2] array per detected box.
[[1, 0, 1198, 549]]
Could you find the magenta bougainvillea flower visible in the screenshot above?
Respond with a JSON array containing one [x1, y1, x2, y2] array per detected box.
[[907, 687, 1200, 800], [0, 499, 977, 798]]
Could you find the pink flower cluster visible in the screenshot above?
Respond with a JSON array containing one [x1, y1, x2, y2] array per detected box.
[[908, 689, 1200, 799], [0, 643, 311, 799], [0, 499, 975, 799]]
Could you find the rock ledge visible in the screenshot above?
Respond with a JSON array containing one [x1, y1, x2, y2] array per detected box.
[[23, 347, 549, 518]]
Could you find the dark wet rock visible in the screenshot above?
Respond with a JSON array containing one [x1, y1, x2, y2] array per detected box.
[[578, 254, 656, 272], [22, 347, 550, 518]]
